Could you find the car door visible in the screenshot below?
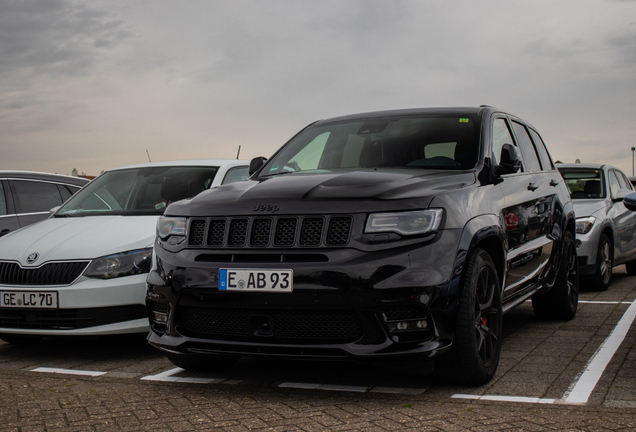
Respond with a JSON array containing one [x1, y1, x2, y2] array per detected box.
[[8, 179, 65, 228], [608, 169, 636, 263], [493, 117, 554, 306], [0, 180, 20, 237]]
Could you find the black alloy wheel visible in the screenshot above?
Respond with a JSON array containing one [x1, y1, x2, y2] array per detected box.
[[532, 231, 579, 320], [436, 248, 502, 385]]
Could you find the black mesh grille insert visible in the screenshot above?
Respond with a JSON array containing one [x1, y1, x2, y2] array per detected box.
[[207, 219, 226, 246], [0, 261, 90, 286], [178, 307, 362, 343], [189, 220, 206, 246], [0, 305, 147, 330], [228, 219, 248, 246], [274, 218, 297, 246], [250, 219, 272, 246], [300, 218, 324, 246], [191, 215, 352, 249], [326, 217, 352, 245]]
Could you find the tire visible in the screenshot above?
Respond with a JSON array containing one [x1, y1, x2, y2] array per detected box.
[[626, 260, 636, 276], [166, 352, 239, 372], [436, 248, 502, 385], [592, 234, 612, 291], [532, 231, 579, 320]]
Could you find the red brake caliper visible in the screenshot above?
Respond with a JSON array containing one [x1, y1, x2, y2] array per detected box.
[[477, 284, 487, 326]]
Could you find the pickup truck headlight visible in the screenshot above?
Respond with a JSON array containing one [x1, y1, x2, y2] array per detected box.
[[365, 209, 443, 236], [576, 216, 596, 235], [84, 248, 153, 279], [157, 216, 187, 239]]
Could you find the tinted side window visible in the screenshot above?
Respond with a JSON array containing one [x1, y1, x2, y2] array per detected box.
[[10, 180, 63, 214], [511, 121, 541, 172], [492, 118, 523, 171], [528, 129, 555, 170], [619, 172, 634, 190], [608, 171, 621, 199], [58, 184, 73, 202], [0, 183, 7, 216], [222, 166, 249, 185]]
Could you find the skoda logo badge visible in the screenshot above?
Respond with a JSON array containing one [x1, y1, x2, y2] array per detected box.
[[26, 253, 39, 264]]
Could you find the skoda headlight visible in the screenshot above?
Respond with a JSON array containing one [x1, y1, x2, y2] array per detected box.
[[365, 209, 444, 236], [157, 216, 187, 240], [84, 248, 153, 279], [576, 216, 596, 235]]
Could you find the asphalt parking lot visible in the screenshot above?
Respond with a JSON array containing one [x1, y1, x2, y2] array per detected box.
[[1, 268, 636, 431]]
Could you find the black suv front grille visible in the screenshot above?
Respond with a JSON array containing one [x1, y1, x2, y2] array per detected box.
[[177, 306, 363, 343], [188, 215, 353, 248], [0, 261, 90, 286]]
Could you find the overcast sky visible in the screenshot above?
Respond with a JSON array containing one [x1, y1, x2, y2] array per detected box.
[[1, 0, 636, 176]]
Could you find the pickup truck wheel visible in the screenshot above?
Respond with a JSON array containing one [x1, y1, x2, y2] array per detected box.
[[532, 231, 579, 320], [166, 352, 239, 371], [437, 248, 502, 385]]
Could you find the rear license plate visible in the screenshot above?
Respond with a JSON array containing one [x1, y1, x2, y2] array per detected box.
[[0, 291, 59, 309], [219, 269, 293, 292]]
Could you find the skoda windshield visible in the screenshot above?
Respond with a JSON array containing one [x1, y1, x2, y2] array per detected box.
[[55, 166, 219, 217], [260, 114, 481, 177]]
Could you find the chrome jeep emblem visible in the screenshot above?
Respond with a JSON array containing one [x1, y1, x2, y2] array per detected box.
[[26, 252, 39, 264]]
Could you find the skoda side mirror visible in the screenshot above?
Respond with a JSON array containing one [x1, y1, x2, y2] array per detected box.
[[495, 143, 522, 175], [624, 192, 636, 211], [249, 156, 267, 176]]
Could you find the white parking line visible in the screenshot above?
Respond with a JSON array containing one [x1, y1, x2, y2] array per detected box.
[[32, 367, 106, 377], [565, 300, 636, 404], [453, 300, 636, 405], [141, 367, 233, 384]]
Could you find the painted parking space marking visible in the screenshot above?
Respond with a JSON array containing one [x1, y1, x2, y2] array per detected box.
[[141, 367, 242, 384], [453, 300, 636, 405], [32, 367, 106, 377], [565, 299, 636, 404], [452, 394, 557, 404]]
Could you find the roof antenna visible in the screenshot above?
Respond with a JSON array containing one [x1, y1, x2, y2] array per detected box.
[[236, 145, 241, 159], [146, 150, 151, 162]]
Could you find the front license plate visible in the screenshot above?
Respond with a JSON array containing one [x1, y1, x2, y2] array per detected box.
[[219, 269, 293, 292], [0, 291, 59, 309]]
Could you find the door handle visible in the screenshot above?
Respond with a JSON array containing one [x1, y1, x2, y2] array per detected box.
[[527, 183, 539, 191], [0, 229, 10, 237], [550, 179, 559, 187]]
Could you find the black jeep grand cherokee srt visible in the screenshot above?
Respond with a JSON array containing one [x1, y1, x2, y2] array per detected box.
[[147, 106, 578, 385]]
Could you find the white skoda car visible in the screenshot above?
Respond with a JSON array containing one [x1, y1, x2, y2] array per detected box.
[[0, 160, 249, 342]]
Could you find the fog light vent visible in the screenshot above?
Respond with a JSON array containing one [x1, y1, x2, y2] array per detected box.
[[152, 311, 168, 325]]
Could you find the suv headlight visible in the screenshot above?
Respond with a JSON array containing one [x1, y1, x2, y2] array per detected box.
[[576, 216, 596, 235], [365, 209, 443, 236], [84, 248, 153, 279], [157, 216, 187, 240]]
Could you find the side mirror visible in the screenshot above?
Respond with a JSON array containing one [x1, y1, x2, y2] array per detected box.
[[495, 144, 522, 175], [249, 156, 267, 176], [624, 192, 636, 211]]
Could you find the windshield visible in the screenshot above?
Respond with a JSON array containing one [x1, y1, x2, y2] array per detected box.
[[261, 115, 481, 176], [559, 168, 607, 199], [56, 166, 219, 217]]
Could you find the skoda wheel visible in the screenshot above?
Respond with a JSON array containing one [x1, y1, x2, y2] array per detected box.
[[437, 248, 502, 385]]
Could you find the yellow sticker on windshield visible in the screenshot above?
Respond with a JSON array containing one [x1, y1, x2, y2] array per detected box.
[[459, 118, 469, 123]]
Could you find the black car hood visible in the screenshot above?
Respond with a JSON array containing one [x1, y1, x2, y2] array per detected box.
[[167, 169, 477, 217]]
